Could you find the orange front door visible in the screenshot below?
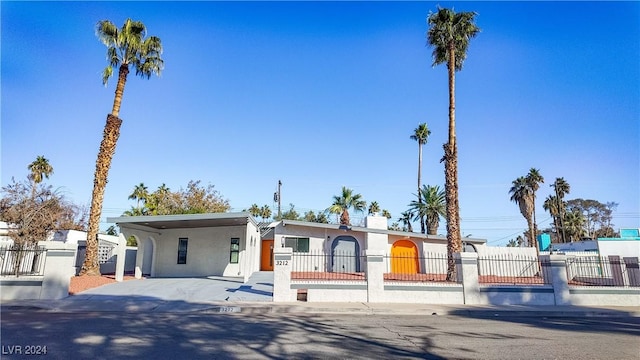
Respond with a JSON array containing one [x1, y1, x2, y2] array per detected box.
[[260, 239, 274, 271], [391, 240, 419, 274]]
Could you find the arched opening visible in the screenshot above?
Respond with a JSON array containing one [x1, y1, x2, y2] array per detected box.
[[142, 237, 154, 276], [331, 236, 360, 273], [391, 240, 419, 274]]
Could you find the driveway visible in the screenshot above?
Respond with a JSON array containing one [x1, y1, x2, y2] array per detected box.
[[72, 271, 273, 303]]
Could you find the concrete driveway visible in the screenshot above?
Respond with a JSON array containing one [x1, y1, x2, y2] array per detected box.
[[72, 272, 273, 303]]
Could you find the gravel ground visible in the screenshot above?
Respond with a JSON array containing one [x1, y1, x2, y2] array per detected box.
[[69, 274, 139, 295]]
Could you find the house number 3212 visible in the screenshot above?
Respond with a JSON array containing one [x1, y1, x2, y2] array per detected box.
[[275, 260, 288, 266]]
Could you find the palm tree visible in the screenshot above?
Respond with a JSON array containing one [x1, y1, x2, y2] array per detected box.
[[398, 211, 414, 232], [543, 195, 562, 243], [28, 156, 54, 185], [128, 182, 149, 211], [82, 19, 164, 276], [427, 7, 480, 281], [27, 156, 54, 198], [525, 168, 544, 251], [551, 177, 570, 243], [381, 209, 392, 220], [409, 185, 446, 235], [260, 205, 272, 222], [247, 203, 261, 218], [564, 210, 585, 242], [509, 176, 536, 251], [410, 123, 431, 234], [368, 201, 381, 215], [329, 187, 366, 226]]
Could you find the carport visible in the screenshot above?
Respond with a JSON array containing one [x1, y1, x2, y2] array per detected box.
[[107, 213, 262, 282]]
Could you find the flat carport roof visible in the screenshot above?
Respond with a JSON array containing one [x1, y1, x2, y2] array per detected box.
[[107, 212, 257, 230]]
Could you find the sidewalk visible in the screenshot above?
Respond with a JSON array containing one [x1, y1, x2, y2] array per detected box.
[[2, 297, 640, 318]]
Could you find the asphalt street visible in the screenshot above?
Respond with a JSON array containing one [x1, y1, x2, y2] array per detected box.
[[2, 310, 639, 359]]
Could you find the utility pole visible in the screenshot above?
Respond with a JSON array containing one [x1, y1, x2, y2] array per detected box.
[[274, 180, 282, 219]]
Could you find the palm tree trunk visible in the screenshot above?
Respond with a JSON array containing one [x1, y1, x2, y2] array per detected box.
[[111, 64, 129, 117], [418, 144, 425, 234], [80, 114, 123, 276], [444, 44, 462, 281]]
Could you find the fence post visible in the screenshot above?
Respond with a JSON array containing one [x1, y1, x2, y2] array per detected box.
[[623, 257, 640, 286], [38, 241, 78, 299], [455, 252, 480, 305], [273, 247, 296, 302], [542, 254, 570, 305], [608, 255, 625, 286], [365, 250, 384, 303]]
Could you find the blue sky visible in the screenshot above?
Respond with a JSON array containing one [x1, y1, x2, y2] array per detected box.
[[2, 1, 639, 246]]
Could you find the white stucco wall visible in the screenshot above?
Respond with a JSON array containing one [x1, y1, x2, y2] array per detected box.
[[597, 239, 640, 258], [122, 225, 250, 278]]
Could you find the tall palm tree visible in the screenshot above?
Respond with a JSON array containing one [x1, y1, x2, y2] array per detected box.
[[28, 156, 54, 185], [410, 123, 431, 234], [27, 156, 54, 198], [398, 211, 414, 233], [409, 185, 446, 236], [82, 19, 164, 276], [128, 182, 149, 211], [543, 195, 562, 243], [509, 176, 536, 251], [329, 186, 366, 226], [551, 177, 570, 243], [525, 168, 544, 251], [427, 7, 480, 281]]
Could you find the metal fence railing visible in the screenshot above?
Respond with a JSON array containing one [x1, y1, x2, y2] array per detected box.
[[292, 250, 365, 280], [0, 245, 47, 276], [478, 254, 551, 285], [566, 256, 640, 287], [384, 252, 451, 282]]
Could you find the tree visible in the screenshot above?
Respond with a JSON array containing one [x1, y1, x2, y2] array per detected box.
[[279, 204, 300, 221], [409, 185, 446, 236], [247, 204, 261, 218], [427, 7, 480, 281], [105, 225, 118, 236], [525, 168, 544, 251], [1, 178, 86, 246], [551, 177, 570, 242], [128, 183, 149, 213], [398, 210, 414, 232], [381, 209, 392, 220], [328, 187, 366, 226], [83, 19, 164, 276], [509, 176, 536, 251], [566, 198, 618, 240], [259, 205, 272, 222], [410, 123, 431, 234], [543, 195, 562, 243], [28, 156, 54, 185], [563, 210, 586, 242], [388, 222, 401, 231], [368, 201, 381, 215]]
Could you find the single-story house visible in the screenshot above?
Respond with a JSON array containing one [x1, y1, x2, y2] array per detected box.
[[262, 215, 487, 273], [108, 212, 261, 281]]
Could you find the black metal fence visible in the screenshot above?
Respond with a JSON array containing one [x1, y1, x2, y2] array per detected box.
[[566, 256, 640, 287], [477, 254, 551, 285], [0, 245, 47, 276], [291, 250, 365, 280]]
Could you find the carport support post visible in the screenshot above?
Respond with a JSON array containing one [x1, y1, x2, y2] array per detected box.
[[365, 250, 384, 303], [273, 247, 296, 302], [454, 252, 481, 305], [542, 254, 570, 305], [115, 233, 126, 282]]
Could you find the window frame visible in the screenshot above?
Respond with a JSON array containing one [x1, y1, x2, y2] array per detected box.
[[177, 238, 188, 264], [284, 237, 310, 253], [230, 238, 240, 264]]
